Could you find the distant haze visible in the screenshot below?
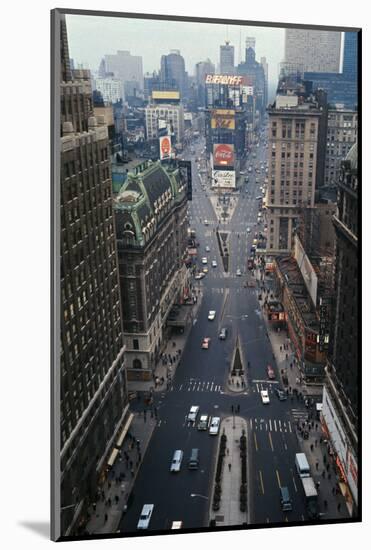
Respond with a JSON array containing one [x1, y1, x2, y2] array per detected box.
[[66, 14, 285, 91]]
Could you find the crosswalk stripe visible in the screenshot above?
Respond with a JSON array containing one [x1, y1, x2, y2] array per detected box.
[[288, 421, 292, 433], [269, 419, 272, 431], [274, 420, 277, 431], [278, 420, 282, 432]]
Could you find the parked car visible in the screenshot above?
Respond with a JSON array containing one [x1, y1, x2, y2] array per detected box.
[[197, 414, 210, 430], [137, 504, 154, 529], [209, 417, 221, 435], [261, 390, 270, 404], [187, 406, 199, 422], [219, 327, 228, 340], [267, 365, 275, 380], [201, 337, 211, 349], [208, 310, 216, 321]]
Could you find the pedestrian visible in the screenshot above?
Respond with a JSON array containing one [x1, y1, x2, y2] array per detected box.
[[115, 495, 119, 505], [324, 500, 328, 510], [129, 460, 133, 468], [108, 498, 112, 507], [227, 448, 229, 455], [310, 444, 314, 452], [315, 423, 318, 430], [326, 463, 330, 471], [337, 503, 341, 512], [332, 487, 336, 495], [315, 439, 318, 447], [104, 513, 108, 523], [315, 461, 319, 471], [92, 503, 96, 512], [328, 473, 332, 480], [323, 454, 327, 464], [316, 481, 320, 490], [130, 469, 134, 478], [228, 463, 232, 472], [102, 490, 105, 500]]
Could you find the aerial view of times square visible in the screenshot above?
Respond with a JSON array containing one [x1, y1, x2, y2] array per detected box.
[[54, 9, 359, 541]]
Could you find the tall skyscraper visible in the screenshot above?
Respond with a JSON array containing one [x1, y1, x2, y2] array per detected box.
[[104, 50, 143, 91], [260, 56, 268, 107], [322, 142, 358, 514], [285, 29, 342, 73], [266, 80, 323, 253], [195, 58, 215, 107], [60, 15, 129, 536], [160, 50, 188, 99], [342, 31, 358, 81], [220, 41, 235, 74], [237, 37, 266, 114]]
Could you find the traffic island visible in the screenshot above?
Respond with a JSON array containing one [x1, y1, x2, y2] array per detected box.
[[209, 416, 249, 527], [227, 336, 247, 393], [216, 230, 230, 273]]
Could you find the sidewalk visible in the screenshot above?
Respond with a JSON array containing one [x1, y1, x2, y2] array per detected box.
[[127, 284, 204, 395], [85, 413, 157, 535], [209, 416, 249, 527]]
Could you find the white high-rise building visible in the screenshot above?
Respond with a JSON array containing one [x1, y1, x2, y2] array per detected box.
[[95, 77, 123, 104], [284, 29, 341, 73], [104, 50, 143, 90]]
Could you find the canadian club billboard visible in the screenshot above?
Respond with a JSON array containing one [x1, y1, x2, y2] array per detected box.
[[159, 135, 172, 160], [213, 143, 235, 168], [212, 170, 236, 189]]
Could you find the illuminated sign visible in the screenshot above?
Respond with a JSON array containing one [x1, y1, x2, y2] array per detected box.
[[211, 170, 236, 189], [211, 110, 235, 130], [205, 74, 246, 86], [159, 136, 171, 160], [152, 90, 180, 100], [213, 144, 235, 167]]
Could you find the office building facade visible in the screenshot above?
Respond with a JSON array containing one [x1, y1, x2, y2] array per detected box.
[[285, 29, 341, 73], [104, 50, 143, 92], [322, 143, 358, 514], [220, 41, 235, 74], [60, 16, 129, 536], [94, 77, 123, 104], [325, 108, 358, 187], [160, 50, 188, 99], [114, 161, 189, 379]]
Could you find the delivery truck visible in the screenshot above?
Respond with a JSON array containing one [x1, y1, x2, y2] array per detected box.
[[301, 476, 318, 519]]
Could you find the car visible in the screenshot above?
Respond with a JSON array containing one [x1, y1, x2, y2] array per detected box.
[[204, 219, 209, 225], [187, 406, 199, 424], [194, 272, 205, 280], [267, 365, 275, 380], [256, 177, 260, 183], [275, 388, 288, 401], [219, 327, 228, 340], [211, 260, 217, 268], [253, 238, 258, 245], [137, 504, 154, 529], [209, 417, 221, 435], [201, 257, 208, 264], [248, 167, 252, 173], [256, 196, 263, 200], [208, 310, 216, 321], [197, 414, 210, 430], [202, 267, 208, 274], [170, 450, 184, 472], [201, 337, 211, 349], [261, 390, 270, 404], [240, 170, 246, 175], [205, 245, 210, 252], [246, 228, 251, 233], [236, 268, 242, 276]]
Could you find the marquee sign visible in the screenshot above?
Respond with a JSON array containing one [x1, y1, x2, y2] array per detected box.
[[205, 74, 246, 86]]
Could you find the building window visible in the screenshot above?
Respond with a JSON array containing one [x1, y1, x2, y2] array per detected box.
[[133, 339, 139, 350]]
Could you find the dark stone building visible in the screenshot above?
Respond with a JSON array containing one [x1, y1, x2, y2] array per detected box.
[[114, 160, 190, 380], [59, 15, 129, 536], [322, 143, 358, 514]]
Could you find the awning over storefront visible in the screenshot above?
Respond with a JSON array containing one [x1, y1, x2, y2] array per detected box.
[[107, 448, 119, 469], [116, 413, 134, 448]]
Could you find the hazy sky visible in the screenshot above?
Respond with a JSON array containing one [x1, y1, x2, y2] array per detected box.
[[66, 14, 285, 96]]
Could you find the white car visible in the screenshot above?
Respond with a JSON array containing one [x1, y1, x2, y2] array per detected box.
[[197, 414, 210, 430], [170, 450, 183, 472], [208, 310, 216, 321], [209, 417, 221, 435], [202, 257, 208, 264], [137, 504, 154, 529], [205, 245, 210, 252], [211, 260, 217, 268], [246, 228, 251, 233], [236, 269, 242, 276], [204, 220, 209, 225], [194, 272, 205, 280], [188, 406, 200, 422], [261, 390, 270, 404]]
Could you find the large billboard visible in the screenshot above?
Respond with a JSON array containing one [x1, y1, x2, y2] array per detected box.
[[211, 109, 235, 130], [213, 143, 235, 167], [212, 170, 236, 189], [205, 74, 247, 86], [159, 135, 172, 160]]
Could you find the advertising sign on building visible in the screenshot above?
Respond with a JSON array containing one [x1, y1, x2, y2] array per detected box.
[[159, 136, 171, 160], [205, 74, 246, 86], [212, 170, 236, 189], [211, 110, 236, 130], [213, 143, 235, 167]]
